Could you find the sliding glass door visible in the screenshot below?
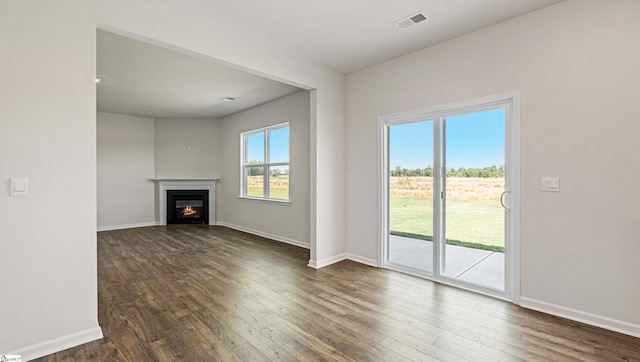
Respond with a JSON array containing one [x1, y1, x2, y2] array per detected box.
[[381, 94, 518, 300]]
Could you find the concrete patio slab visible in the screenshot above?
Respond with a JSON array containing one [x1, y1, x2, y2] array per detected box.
[[441, 244, 491, 278], [457, 252, 504, 290]]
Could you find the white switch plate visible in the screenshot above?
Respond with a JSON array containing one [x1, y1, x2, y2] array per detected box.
[[11, 178, 29, 196], [541, 177, 560, 192]]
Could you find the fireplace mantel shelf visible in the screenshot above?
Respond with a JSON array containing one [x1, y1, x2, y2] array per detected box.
[[153, 179, 218, 225]]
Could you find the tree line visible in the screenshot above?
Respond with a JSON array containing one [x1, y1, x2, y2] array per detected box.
[[247, 160, 289, 177], [391, 165, 504, 178]]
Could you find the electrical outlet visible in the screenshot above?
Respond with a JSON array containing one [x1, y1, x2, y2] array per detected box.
[[333, 230, 338, 240], [10, 178, 29, 196], [541, 177, 560, 192]]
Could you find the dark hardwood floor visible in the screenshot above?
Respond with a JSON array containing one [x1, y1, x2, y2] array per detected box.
[[36, 226, 640, 361]]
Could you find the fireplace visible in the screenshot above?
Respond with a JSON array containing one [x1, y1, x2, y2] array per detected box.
[[153, 178, 218, 225], [166, 190, 209, 224]]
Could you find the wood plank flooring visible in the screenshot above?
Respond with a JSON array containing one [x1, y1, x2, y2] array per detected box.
[[35, 226, 640, 361]]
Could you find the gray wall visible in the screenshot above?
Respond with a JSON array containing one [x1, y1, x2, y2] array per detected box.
[[219, 91, 311, 247], [97, 112, 156, 229], [154, 118, 222, 179]]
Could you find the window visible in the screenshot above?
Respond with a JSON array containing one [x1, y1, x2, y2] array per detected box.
[[241, 123, 289, 201]]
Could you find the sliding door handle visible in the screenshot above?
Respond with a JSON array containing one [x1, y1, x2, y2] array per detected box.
[[500, 191, 510, 210]]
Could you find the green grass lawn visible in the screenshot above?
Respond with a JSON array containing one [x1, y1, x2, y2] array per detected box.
[[390, 196, 504, 252], [247, 186, 289, 200]]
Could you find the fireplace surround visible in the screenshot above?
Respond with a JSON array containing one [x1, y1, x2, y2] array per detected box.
[[152, 179, 218, 225]]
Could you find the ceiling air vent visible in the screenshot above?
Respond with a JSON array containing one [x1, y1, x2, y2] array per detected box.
[[394, 11, 431, 30]]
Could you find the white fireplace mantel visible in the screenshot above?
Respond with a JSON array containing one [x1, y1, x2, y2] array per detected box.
[[151, 178, 219, 225]]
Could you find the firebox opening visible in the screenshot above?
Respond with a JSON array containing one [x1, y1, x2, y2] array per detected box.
[[167, 190, 209, 224]]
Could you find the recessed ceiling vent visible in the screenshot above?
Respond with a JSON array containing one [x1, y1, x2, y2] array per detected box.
[[394, 11, 431, 30]]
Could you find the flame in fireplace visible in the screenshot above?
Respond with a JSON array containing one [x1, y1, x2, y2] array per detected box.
[[182, 205, 198, 216]]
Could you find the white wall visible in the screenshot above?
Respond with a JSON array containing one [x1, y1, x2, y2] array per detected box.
[[97, 112, 156, 230], [98, 0, 347, 267], [154, 118, 222, 179], [218, 91, 310, 247], [346, 0, 640, 335], [0, 1, 103, 359]]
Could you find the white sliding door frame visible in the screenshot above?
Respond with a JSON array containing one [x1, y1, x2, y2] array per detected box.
[[378, 91, 520, 303]]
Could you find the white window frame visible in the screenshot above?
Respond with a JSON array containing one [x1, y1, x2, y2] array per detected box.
[[240, 122, 290, 202]]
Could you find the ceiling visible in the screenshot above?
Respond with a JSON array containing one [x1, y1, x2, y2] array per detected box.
[[97, 0, 565, 119], [97, 30, 303, 119], [186, 0, 565, 74]]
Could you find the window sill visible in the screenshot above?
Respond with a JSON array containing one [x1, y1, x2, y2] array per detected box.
[[238, 196, 292, 205]]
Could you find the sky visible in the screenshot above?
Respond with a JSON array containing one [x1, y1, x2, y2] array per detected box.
[[246, 126, 289, 163], [246, 110, 504, 170], [389, 108, 505, 170]]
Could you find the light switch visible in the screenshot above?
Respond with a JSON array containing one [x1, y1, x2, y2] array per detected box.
[[541, 177, 559, 192], [11, 178, 29, 196]]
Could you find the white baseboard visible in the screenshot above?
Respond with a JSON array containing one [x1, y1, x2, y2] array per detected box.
[[308, 253, 377, 269], [97, 221, 159, 232], [520, 297, 640, 339], [346, 253, 378, 267], [9, 325, 103, 361], [216, 222, 310, 249], [308, 253, 348, 269]]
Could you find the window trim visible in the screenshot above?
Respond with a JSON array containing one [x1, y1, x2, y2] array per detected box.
[[240, 122, 290, 202]]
